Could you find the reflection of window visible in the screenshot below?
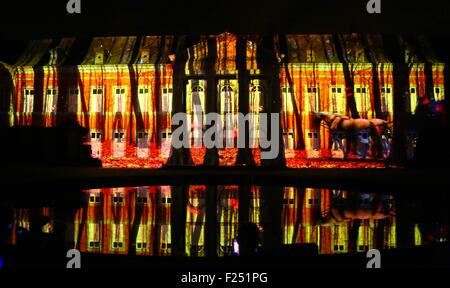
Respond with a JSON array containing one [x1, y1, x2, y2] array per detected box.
[[138, 86, 151, 112], [137, 197, 148, 204], [23, 88, 34, 113], [161, 87, 173, 112], [358, 245, 369, 252], [45, 88, 58, 113], [90, 87, 104, 113], [114, 87, 127, 113], [112, 192, 124, 205], [136, 187, 148, 205], [283, 198, 295, 205], [281, 86, 294, 113]]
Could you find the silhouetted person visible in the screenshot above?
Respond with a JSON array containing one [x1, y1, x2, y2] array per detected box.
[[236, 222, 261, 256], [413, 96, 444, 167]]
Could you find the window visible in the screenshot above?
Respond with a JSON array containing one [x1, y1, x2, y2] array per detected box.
[[110, 223, 125, 250], [137, 131, 150, 158], [410, 86, 418, 114], [434, 86, 444, 101], [137, 131, 149, 146], [113, 131, 125, 158], [281, 86, 294, 113], [307, 130, 320, 150], [160, 130, 172, 158], [161, 131, 172, 141], [190, 84, 206, 146], [114, 87, 127, 113], [113, 131, 125, 142], [220, 85, 234, 113], [138, 86, 151, 112], [90, 87, 104, 113], [283, 131, 295, 149], [45, 88, 58, 113], [136, 187, 148, 205], [90, 131, 102, 158], [380, 86, 393, 113], [161, 87, 173, 112], [90, 131, 102, 141], [330, 86, 346, 114], [68, 88, 80, 113], [89, 241, 100, 248], [354, 85, 370, 113], [23, 88, 34, 113], [113, 242, 123, 249], [250, 84, 264, 113], [305, 85, 320, 112]]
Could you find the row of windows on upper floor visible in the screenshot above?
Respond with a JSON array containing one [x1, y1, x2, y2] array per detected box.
[[18, 84, 443, 114], [88, 193, 172, 205], [20, 86, 173, 114]]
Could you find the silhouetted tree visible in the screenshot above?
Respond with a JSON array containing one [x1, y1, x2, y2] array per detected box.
[[236, 35, 256, 166], [167, 36, 193, 166]]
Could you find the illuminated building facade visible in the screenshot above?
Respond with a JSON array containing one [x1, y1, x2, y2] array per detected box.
[[0, 33, 446, 167]]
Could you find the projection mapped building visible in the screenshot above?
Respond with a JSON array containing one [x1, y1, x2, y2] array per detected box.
[[0, 33, 446, 167]]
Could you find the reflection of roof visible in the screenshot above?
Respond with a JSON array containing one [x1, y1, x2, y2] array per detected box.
[[1, 33, 443, 67]]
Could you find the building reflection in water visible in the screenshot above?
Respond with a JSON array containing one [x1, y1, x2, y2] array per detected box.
[[7, 186, 448, 256]]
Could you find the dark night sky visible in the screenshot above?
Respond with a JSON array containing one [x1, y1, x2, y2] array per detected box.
[[0, 0, 449, 38]]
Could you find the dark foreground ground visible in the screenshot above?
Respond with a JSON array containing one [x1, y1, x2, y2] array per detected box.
[[4, 242, 450, 269]]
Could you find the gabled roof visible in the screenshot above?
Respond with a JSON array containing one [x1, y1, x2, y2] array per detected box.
[[286, 34, 340, 63], [2, 33, 444, 68]]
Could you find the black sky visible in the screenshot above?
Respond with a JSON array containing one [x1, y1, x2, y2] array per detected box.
[[0, 0, 449, 38]]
